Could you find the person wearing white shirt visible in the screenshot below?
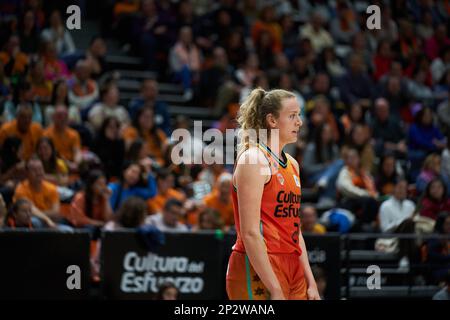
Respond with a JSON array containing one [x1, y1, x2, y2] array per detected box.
[[145, 198, 188, 232], [378, 179, 417, 271], [379, 180, 416, 233]]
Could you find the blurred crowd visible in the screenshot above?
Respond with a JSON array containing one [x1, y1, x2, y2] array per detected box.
[[0, 0, 449, 285]]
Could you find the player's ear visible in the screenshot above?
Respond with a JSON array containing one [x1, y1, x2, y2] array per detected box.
[[265, 113, 277, 129]]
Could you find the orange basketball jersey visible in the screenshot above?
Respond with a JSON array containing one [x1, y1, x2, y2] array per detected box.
[[231, 142, 302, 256]]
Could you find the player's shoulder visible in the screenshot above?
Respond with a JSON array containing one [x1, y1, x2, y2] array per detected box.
[[236, 146, 270, 167], [285, 153, 299, 173]]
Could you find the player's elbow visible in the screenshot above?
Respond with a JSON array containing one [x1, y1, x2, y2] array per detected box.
[[241, 228, 262, 243]]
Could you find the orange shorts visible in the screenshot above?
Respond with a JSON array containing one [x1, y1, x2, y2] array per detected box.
[[226, 251, 307, 300]]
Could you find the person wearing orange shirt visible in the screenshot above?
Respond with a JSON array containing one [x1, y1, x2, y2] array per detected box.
[[203, 172, 234, 227], [226, 88, 320, 300], [251, 5, 282, 54], [44, 105, 82, 171], [122, 106, 168, 166], [147, 168, 186, 215], [0, 35, 29, 77], [13, 158, 63, 228], [0, 103, 43, 160], [69, 170, 113, 228]]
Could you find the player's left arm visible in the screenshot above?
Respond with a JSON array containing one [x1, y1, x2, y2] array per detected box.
[[286, 153, 321, 300]]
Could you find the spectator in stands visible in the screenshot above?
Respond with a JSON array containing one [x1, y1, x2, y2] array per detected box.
[[394, 20, 421, 67], [88, 81, 129, 131], [35, 137, 69, 187], [0, 103, 43, 160], [108, 162, 157, 212], [40, 40, 70, 81], [41, 10, 76, 56], [370, 97, 407, 158], [0, 137, 26, 205], [45, 79, 81, 126], [203, 172, 234, 227], [2, 80, 43, 125], [376, 153, 404, 198], [69, 169, 113, 228], [378, 74, 411, 121], [442, 138, 450, 179], [13, 157, 67, 229], [420, 178, 450, 221], [379, 178, 418, 270], [193, 208, 223, 231], [348, 32, 372, 71], [303, 123, 342, 206], [104, 196, 147, 230], [146, 198, 188, 232], [373, 40, 393, 82], [3, 198, 33, 229], [314, 47, 346, 80], [0, 60, 10, 99], [347, 124, 375, 173], [84, 36, 108, 79], [28, 58, 52, 105], [19, 9, 40, 55], [416, 153, 450, 196], [417, 10, 434, 40], [336, 148, 379, 228], [339, 102, 365, 137], [224, 29, 247, 69], [379, 179, 416, 233], [424, 24, 450, 61], [68, 60, 99, 112], [122, 106, 168, 166], [305, 73, 336, 112], [128, 79, 171, 136], [437, 97, 450, 137], [308, 96, 341, 144], [169, 26, 201, 101], [427, 212, 450, 284], [300, 205, 326, 234], [408, 107, 446, 178], [200, 47, 233, 108], [329, 3, 359, 45], [44, 105, 82, 171], [431, 46, 450, 89], [133, 0, 172, 71], [251, 4, 282, 55], [92, 117, 125, 180], [125, 139, 154, 174], [0, 35, 29, 78], [147, 168, 186, 215], [299, 10, 334, 54], [155, 282, 179, 300], [338, 53, 374, 107]]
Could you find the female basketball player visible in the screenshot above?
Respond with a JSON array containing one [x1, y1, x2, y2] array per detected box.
[[226, 88, 320, 300]]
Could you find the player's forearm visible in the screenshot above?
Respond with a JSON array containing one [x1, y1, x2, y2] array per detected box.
[[299, 233, 317, 288]]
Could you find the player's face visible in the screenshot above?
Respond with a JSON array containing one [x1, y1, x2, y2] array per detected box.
[[275, 97, 302, 145]]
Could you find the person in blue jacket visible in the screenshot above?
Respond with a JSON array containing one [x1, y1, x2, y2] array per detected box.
[[108, 161, 157, 212], [408, 106, 447, 180]]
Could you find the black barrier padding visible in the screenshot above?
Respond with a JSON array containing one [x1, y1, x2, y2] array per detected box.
[[101, 231, 225, 300], [101, 231, 340, 300], [0, 230, 91, 299]]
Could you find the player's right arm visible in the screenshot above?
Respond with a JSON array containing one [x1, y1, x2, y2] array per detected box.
[[234, 147, 285, 300]]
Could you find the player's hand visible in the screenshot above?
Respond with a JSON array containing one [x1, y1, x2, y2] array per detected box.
[[307, 285, 321, 300]]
